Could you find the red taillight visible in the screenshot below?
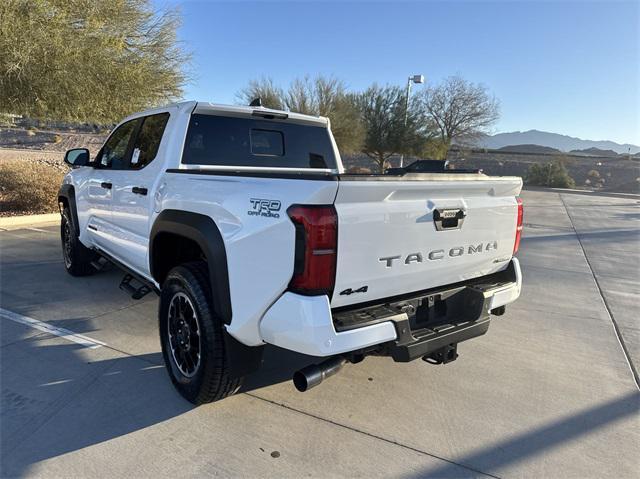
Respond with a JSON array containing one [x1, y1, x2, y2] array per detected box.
[[513, 197, 524, 254], [287, 205, 338, 296]]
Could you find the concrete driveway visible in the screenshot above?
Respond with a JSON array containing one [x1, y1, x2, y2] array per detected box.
[[1, 189, 638, 478]]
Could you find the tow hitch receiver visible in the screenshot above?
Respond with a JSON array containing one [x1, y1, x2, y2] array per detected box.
[[423, 343, 458, 365]]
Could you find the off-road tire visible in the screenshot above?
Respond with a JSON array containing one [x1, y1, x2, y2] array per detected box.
[[61, 207, 97, 276], [159, 261, 242, 404]]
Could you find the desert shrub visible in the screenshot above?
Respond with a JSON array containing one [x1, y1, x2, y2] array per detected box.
[[587, 169, 600, 178], [526, 159, 575, 188], [0, 159, 67, 215], [0, 113, 16, 127], [52, 134, 63, 143]]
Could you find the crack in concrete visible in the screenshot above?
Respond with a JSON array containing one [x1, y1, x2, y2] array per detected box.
[[558, 193, 639, 390], [244, 392, 502, 479]]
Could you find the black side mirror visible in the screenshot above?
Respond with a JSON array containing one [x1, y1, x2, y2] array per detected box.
[[64, 148, 90, 167]]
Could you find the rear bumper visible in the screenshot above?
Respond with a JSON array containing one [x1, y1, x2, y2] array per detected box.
[[390, 316, 491, 362], [259, 258, 521, 358]]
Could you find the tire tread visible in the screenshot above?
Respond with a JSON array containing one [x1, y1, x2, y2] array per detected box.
[[61, 208, 96, 276], [161, 261, 242, 404]]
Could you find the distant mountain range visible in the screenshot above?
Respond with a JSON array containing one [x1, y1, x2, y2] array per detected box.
[[478, 130, 640, 155]]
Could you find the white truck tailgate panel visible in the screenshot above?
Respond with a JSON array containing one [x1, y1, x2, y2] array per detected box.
[[331, 176, 523, 308]]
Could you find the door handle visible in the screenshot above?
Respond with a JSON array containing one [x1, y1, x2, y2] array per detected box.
[[132, 187, 148, 196], [100, 182, 112, 190]]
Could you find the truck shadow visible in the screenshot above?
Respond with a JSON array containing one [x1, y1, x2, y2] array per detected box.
[[408, 389, 640, 478], [2, 319, 639, 478], [0, 320, 317, 478], [1, 340, 191, 477], [241, 345, 320, 394]]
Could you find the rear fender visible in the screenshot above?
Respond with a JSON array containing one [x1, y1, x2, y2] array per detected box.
[[150, 209, 264, 378]]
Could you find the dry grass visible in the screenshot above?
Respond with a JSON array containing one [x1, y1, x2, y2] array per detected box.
[[0, 159, 68, 216]]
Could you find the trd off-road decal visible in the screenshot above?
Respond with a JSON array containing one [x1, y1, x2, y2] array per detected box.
[[248, 198, 281, 218]]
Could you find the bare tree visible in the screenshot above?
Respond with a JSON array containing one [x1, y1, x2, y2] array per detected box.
[[236, 77, 285, 110], [288, 76, 364, 154], [420, 76, 499, 158], [237, 75, 364, 154]]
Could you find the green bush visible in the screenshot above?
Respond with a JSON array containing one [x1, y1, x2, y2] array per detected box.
[[526, 159, 575, 188]]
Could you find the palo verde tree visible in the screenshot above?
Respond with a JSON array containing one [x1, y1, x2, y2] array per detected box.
[[419, 75, 499, 159], [0, 0, 190, 123], [237, 75, 364, 155], [356, 84, 430, 172]]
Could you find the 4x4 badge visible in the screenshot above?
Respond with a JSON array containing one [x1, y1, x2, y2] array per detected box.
[[339, 286, 368, 296]]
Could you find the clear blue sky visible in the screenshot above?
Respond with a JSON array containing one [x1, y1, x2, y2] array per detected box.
[[162, 1, 639, 145]]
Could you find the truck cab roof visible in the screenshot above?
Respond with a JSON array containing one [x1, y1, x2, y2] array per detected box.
[[124, 101, 329, 128]]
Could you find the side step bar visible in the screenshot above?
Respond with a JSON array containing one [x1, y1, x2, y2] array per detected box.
[[93, 247, 159, 300], [119, 274, 153, 300]]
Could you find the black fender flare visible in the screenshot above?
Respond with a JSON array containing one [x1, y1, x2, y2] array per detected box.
[[150, 209, 264, 377], [150, 209, 232, 324], [58, 184, 79, 236]]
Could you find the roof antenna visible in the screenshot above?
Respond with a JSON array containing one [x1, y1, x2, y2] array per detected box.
[[249, 97, 262, 107]]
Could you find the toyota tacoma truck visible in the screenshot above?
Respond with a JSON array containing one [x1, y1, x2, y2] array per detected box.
[[58, 100, 523, 404]]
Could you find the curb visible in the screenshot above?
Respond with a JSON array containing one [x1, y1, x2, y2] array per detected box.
[[523, 186, 640, 199], [0, 213, 60, 230]]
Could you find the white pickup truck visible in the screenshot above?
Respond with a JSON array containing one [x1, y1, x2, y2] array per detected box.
[[59, 100, 523, 404]]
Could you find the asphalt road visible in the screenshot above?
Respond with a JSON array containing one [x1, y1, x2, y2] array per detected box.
[[1, 189, 638, 478]]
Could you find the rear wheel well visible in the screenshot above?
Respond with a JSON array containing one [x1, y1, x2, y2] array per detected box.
[[151, 233, 207, 286]]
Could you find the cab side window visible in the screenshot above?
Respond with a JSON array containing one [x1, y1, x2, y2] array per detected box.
[[96, 119, 140, 169], [129, 113, 170, 170]]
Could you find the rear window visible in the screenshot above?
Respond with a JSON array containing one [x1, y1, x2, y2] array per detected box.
[[181, 114, 337, 169]]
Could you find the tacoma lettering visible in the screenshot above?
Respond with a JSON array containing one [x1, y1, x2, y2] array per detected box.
[[379, 241, 499, 267]]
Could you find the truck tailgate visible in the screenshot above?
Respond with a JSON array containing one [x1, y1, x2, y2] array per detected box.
[[331, 175, 523, 308]]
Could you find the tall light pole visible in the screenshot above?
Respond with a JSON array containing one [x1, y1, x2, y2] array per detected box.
[[400, 74, 425, 167]]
